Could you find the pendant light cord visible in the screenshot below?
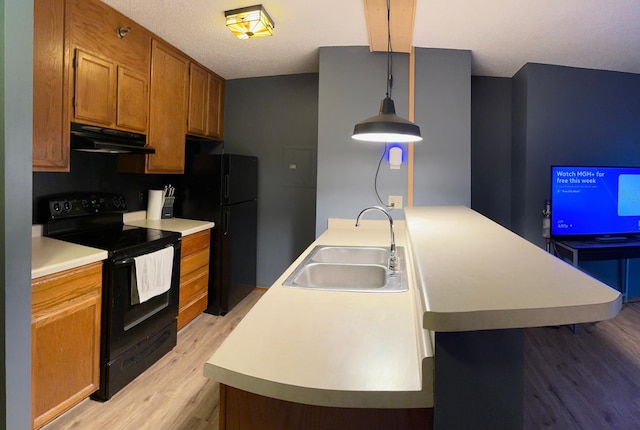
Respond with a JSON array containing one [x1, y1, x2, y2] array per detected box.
[[375, 0, 394, 209], [386, 0, 393, 99], [374, 144, 394, 208], [373, 1, 396, 210]]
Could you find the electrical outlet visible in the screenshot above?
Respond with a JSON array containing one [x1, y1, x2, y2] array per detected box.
[[388, 195, 403, 209]]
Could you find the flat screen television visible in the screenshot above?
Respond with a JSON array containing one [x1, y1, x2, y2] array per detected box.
[[551, 166, 640, 241]]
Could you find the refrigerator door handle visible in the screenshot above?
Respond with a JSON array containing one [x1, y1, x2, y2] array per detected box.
[[224, 174, 230, 201], [223, 206, 230, 235]]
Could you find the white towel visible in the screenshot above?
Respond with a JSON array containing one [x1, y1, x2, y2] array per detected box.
[[131, 246, 175, 304]]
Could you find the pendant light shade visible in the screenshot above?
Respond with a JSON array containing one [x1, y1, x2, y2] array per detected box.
[[352, 97, 422, 143]]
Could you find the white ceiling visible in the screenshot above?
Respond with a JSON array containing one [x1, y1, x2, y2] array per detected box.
[[100, 0, 640, 80]]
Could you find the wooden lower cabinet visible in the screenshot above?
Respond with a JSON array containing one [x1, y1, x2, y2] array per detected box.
[[31, 262, 103, 429], [219, 384, 434, 430], [178, 229, 211, 330]]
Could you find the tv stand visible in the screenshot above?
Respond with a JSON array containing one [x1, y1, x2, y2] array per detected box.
[[552, 239, 640, 302], [594, 236, 629, 243]]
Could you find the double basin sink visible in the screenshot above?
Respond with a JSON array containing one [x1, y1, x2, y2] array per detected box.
[[283, 245, 408, 293]]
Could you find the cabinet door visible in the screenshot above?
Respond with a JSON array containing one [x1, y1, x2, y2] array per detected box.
[[117, 66, 148, 132], [74, 49, 116, 126], [206, 73, 225, 140], [33, 0, 69, 171], [146, 39, 189, 173], [31, 262, 102, 429], [187, 63, 208, 136]]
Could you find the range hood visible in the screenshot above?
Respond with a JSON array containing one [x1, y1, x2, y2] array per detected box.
[[70, 122, 155, 154]]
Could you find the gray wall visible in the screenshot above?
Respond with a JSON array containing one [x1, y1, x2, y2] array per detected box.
[[316, 47, 471, 236], [471, 76, 512, 228], [224, 74, 318, 287], [1, 0, 33, 427], [413, 48, 471, 206]]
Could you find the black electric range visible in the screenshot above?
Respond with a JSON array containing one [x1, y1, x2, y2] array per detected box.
[[43, 192, 182, 400]]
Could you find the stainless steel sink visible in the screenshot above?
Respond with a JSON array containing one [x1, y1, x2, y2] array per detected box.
[[282, 245, 408, 293], [310, 246, 389, 265]]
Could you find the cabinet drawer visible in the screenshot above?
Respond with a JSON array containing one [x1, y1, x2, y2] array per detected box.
[[182, 229, 211, 256], [179, 265, 208, 306], [180, 247, 210, 278], [32, 262, 102, 319], [177, 292, 208, 331]]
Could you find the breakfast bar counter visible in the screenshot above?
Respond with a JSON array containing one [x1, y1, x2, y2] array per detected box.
[[204, 206, 621, 429], [404, 206, 621, 332]]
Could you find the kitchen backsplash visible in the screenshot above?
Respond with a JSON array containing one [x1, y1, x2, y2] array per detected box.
[[32, 150, 170, 224]]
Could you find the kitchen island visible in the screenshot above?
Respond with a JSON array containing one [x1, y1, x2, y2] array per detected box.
[[204, 206, 621, 430]]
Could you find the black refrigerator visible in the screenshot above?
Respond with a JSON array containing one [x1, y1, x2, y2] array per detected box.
[[178, 153, 258, 315]]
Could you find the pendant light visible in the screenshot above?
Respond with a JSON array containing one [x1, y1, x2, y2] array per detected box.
[[352, 0, 422, 143]]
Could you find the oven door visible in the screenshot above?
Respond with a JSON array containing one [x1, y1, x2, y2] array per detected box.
[[106, 242, 181, 360]]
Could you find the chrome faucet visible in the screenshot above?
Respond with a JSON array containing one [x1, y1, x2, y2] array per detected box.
[[355, 206, 398, 271]]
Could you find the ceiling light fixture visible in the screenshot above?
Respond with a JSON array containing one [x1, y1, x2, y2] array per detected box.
[[225, 5, 275, 39], [352, 0, 422, 143]]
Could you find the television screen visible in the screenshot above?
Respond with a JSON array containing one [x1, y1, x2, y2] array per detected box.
[[551, 166, 640, 239]]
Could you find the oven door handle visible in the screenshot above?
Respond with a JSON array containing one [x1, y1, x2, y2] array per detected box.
[[113, 244, 176, 267], [114, 258, 135, 267]]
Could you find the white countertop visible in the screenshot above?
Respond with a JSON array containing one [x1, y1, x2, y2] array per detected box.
[[204, 206, 622, 410], [32, 236, 108, 279], [32, 213, 213, 279], [204, 219, 434, 409], [123, 211, 214, 235], [405, 206, 622, 332]]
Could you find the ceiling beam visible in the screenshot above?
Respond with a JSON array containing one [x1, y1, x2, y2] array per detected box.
[[364, 0, 417, 53]]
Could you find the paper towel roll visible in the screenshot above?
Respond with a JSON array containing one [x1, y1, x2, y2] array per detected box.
[[147, 190, 164, 220]]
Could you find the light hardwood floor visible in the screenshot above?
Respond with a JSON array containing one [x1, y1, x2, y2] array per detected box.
[[42, 289, 265, 430], [43, 289, 640, 430]]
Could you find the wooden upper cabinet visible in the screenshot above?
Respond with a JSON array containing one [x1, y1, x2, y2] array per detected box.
[[73, 51, 149, 132], [34, 0, 225, 174], [145, 39, 189, 173], [74, 49, 116, 126], [33, 0, 69, 171], [117, 66, 149, 132], [207, 73, 225, 140], [187, 63, 208, 136], [67, 0, 151, 133], [67, 0, 150, 74], [187, 62, 225, 141]]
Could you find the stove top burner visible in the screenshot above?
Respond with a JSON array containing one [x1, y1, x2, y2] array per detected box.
[[53, 225, 180, 258], [43, 192, 180, 259]]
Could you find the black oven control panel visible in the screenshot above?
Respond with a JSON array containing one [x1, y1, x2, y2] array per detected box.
[[47, 192, 128, 219]]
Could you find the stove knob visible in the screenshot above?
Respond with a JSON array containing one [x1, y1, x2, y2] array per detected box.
[[52, 202, 61, 213], [63, 201, 71, 211]]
